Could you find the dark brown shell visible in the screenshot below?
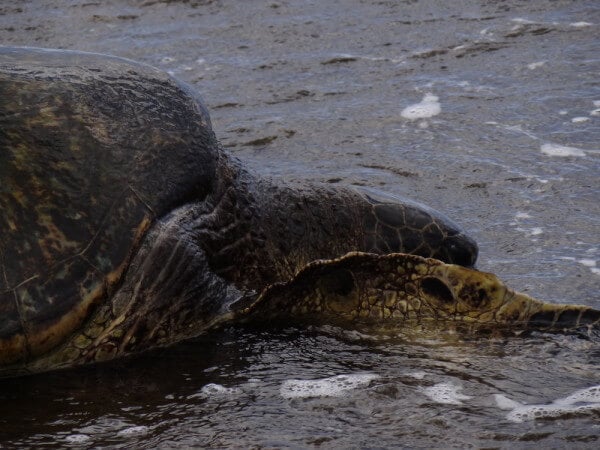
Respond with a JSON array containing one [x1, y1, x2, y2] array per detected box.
[[0, 47, 217, 365]]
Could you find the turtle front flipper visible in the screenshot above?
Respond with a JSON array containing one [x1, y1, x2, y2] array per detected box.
[[243, 252, 600, 337]]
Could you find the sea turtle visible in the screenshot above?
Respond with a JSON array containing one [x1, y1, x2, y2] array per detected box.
[[0, 47, 597, 378]]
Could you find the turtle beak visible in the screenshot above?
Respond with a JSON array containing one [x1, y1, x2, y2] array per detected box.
[[439, 233, 479, 267]]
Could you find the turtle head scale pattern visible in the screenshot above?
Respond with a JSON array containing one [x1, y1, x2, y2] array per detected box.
[[355, 188, 478, 267]]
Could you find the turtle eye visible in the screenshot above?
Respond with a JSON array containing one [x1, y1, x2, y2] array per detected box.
[[420, 277, 454, 304], [442, 235, 478, 267]]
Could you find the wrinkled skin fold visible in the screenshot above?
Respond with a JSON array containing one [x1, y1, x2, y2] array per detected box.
[[243, 252, 600, 336]]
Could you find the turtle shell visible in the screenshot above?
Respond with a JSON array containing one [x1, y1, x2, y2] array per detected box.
[[0, 47, 217, 365]]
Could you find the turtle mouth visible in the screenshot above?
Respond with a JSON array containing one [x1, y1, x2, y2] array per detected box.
[[439, 233, 479, 267]]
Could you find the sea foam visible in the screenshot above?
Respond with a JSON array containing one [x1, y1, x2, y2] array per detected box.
[[280, 373, 379, 399], [495, 385, 600, 422], [422, 382, 472, 405], [540, 143, 586, 157], [401, 93, 441, 120], [189, 383, 242, 399]]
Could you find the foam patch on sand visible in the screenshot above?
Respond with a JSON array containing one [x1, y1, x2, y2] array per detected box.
[[515, 212, 532, 219], [495, 385, 600, 423], [65, 434, 91, 444], [540, 143, 586, 157], [117, 426, 149, 437], [511, 18, 536, 25], [189, 383, 242, 399], [579, 258, 600, 275], [527, 61, 545, 70], [516, 226, 543, 238], [401, 93, 441, 120], [559, 256, 600, 275], [571, 116, 589, 123], [422, 382, 472, 405], [280, 373, 379, 399], [570, 21, 593, 28]]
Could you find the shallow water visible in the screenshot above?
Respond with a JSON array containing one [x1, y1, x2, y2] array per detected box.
[[1, 0, 599, 448]]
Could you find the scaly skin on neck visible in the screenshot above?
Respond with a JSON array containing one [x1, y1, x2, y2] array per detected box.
[[195, 148, 479, 293], [194, 150, 366, 291]]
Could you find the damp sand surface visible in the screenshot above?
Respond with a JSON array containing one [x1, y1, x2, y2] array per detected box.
[[0, 1, 599, 448]]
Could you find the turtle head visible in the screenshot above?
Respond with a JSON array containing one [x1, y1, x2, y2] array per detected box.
[[355, 188, 478, 267]]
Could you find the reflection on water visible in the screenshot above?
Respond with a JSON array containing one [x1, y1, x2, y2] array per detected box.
[[0, 0, 598, 447]]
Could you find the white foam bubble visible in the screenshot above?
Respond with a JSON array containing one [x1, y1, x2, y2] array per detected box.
[[571, 116, 590, 123], [280, 373, 379, 399], [578, 259, 599, 275], [190, 383, 242, 399], [557, 385, 600, 404], [540, 143, 586, 157], [559, 256, 576, 261], [494, 394, 521, 410], [530, 227, 543, 236], [578, 258, 597, 268], [511, 18, 535, 24], [558, 257, 599, 274], [117, 426, 149, 437], [494, 384, 600, 423], [499, 398, 600, 423], [516, 227, 544, 237], [401, 93, 441, 120], [593, 100, 600, 107], [570, 21, 593, 28], [65, 434, 91, 444], [515, 212, 532, 219], [527, 61, 545, 70], [591, 108, 600, 116], [422, 382, 472, 405]]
